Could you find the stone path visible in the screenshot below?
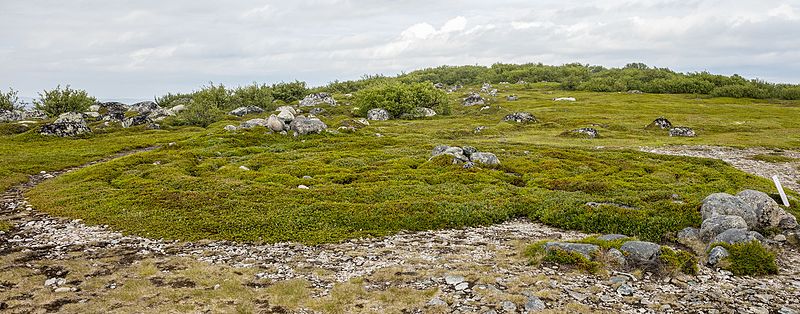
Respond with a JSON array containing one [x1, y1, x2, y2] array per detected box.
[[1, 147, 799, 313]]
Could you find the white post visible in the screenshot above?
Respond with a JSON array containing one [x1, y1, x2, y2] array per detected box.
[[772, 175, 790, 207]]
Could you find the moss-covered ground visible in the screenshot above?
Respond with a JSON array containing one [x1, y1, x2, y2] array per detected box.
[[8, 84, 800, 244]]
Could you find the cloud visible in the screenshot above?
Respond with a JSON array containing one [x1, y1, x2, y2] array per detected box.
[[0, 0, 798, 100]]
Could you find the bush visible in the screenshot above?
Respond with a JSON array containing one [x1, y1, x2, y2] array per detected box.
[[354, 82, 449, 118], [0, 88, 23, 111], [172, 83, 232, 127], [712, 241, 778, 276], [34, 85, 96, 117], [155, 92, 193, 108], [233, 83, 274, 110], [660, 246, 698, 275], [271, 81, 307, 103]]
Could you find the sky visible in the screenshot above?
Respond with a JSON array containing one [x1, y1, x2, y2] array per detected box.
[[1, 0, 799, 101]]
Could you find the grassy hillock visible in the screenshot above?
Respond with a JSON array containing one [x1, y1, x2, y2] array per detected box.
[[21, 84, 800, 244]]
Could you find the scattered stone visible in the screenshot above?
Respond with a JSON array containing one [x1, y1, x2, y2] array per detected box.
[[224, 125, 238, 131], [480, 83, 492, 93], [669, 127, 696, 137], [646, 117, 672, 130], [699, 215, 748, 242], [607, 248, 627, 266], [488, 89, 498, 97], [228, 106, 264, 116], [712, 228, 763, 245], [462, 93, 485, 106], [627, 90, 643, 94], [240, 118, 268, 129], [299, 93, 336, 107], [433, 83, 445, 89], [506, 95, 518, 101], [562, 128, 598, 139], [239, 166, 250, 171], [297, 185, 309, 189], [524, 296, 546, 312], [445, 275, 465, 285], [598, 234, 629, 241], [707, 246, 729, 266], [275, 106, 297, 115], [266, 115, 286, 132], [454, 282, 469, 291], [502, 112, 536, 123], [617, 284, 634, 296], [289, 116, 327, 136], [500, 301, 516, 312], [427, 297, 447, 306], [366, 108, 390, 121]]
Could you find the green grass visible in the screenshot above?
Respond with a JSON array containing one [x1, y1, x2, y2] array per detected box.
[[711, 241, 778, 276], [14, 85, 800, 244]]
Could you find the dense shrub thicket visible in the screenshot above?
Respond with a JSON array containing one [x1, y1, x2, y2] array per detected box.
[[0, 88, 23, 111], [270, 81, 308, 103], [34, 85, 96, 117], [353, 82, 449, 118], [393, 63, 800, 100]]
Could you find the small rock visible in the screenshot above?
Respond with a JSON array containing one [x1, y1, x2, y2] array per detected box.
[[500, 301, 517, 312], [617, 284, 634, 296], [445, 275, 465, 285], [224, 125, 238, 131], [524, 296, 546, 311], [239, 166, 250, 171], [707, 246, 729, 266], [297, 185, 309, 189]]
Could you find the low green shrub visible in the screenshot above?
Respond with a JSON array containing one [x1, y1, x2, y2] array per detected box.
[[0, 220, 11, 232], [155, 92, 193, 108], [523, 241, 601, 273], [271, 81, 308, 103], [0, 87, 23, 111], [34, 85, 96, 117], [233, 83, 274, 110], [660, 246, 698, 275], [354, 82, 449, 118], [712, 241, 778, 276]]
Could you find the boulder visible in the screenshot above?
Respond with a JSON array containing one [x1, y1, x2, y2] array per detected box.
[[224, 125, 237, 131], [432, 145, 450, 156], [240, 118, 268, 129], [170, 104, 187, 113], [619, 241, 661, 263], [122, 114, 152, 128], [627, 90, 644, 94], [598, 234, 629, 241], [88, 104, 100, 112], [40, 113, 91, 137], [366, 108, 390, 121], [707, 246, 729, 266], [700, 215, 748, 242], [543, 242, 600, 259], [646, 117, 672, 130], [276, 106, 297, 115], [299, 93, 336, 107], [669, 127, 695, 137], [411, 107, 436, 118], [462, 93, 485, 106], [502, 112, 536, 123], [562, 128, 599, 139], [431, 146, 469, 163], [554, 97, 576, 102], [701, 193, 759, 229], [54, 112, 86, 124], [506, 95, 518, 101], [736, 189, 798, 229], [130, 101, 160, 114], [470, 152, 500, 165], [289, 116, 327, 135], [266, 114, 286, 132], [98, 102, 128, 121], [712, 228, 764, 245], [228, 106, 264, 117], [677, 227, 701, 247], [277, 110, 295, 123]]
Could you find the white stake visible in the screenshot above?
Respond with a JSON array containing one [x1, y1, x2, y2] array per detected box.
[[772, 175, 790, 207]]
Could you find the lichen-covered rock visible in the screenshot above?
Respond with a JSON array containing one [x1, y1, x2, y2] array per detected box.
[[712, 228, 764, 245], [707, 246, 729, 266], [553, 97, 576, 102], [461, 146, 478, 157], [276, 106, 297, 115], [701, 193, 759, 229], [54, 112, 86, 124], [266, 114, 286, 132], [646, 117, 672, 130], [299, 93, 336, 107], [677, 227, 701, 247], [432, 146, 469, 163], [289, 116, 327, 135], [40, 113, 91, 137], [607, 248, 627, 266], [598, 234, 629, 241], [277, 110, 295, 123], [366, 108, 390, 121], [700, 215, 748, 242], [462, 93, 485, 106], [470, 152, 500, 165], [562, 128, 599, 139], [736, 189, 798, 229], [122, 114, 153, 128], [488, 89, 498, 97], [240, 118, 268, 129], [502, 112, 536, 123], [130, 101, 160, 114], [228, 106, 264, 117], [224, 125, 237, 131], [543, 242, 600, 259], [669, 127, 695, 137], [98, 102, 128, 122], [619, 241, 661, 263], [412, 107, 436, 118]]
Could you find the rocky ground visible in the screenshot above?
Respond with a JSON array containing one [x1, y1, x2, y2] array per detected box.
[[1, 147, 799, 313]]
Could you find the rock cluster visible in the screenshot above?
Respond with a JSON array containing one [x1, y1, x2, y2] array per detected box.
[[228, 106, 264, 117], [562, 127, 599, 139], [0, 109, 48, 122], [502, 112, 536, 123], [462, 93, 485, 106], [480, 83, 492, 93], [40, 112, 92, 137], [669, 127, 696, 137], [430, 145, 500, 166], [299, 93, 336, 107], [366, 108, 390, 121], [232, 106, 327, 136], [543, 236, 668, 269], [646, 117, 673, 130], [679, 190, 798, 266]]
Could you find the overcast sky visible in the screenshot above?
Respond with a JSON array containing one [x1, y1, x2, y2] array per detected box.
[[1, 0, 799, 101]]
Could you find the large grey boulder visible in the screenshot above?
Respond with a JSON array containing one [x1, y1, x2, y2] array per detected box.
[[40, 112, 91, 137], [366, 108, 390, 121], [707, 246, 729, 266], [299, 93, 336, 107], [503, 112, 536, 123], [712, 228, 764, 245], [701, 193, 759, 229], [130, 101, 160, 114], [432, 146, 469, 163], [228, 106, 264, 117], [470, 152, 500, 165], [122, 114, 152, 128], [98, 102, 128, 121], [677, 227, 701, 247], [265, 114, 286, 132], [54, 112, 86, 124], [700, 215, 748, 242], [275, 106, 297, 115], [289, 116, 327, 135], [543, 242, 600, 259], [737, 189, 798, 230], [619, 241, 661, 263], [277, 110, 295, 123]]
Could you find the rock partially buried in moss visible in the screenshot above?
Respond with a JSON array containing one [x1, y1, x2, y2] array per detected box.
[[40, 112, 92, 137], [228, 106, 264, 117], [712, 228, 764, 245], [240, 118, 268, 129], [543, 242, 600, 259], [431, 145, 500, 165], [289, 116, 327, 136], [645, 117, 672, 130], [366, 108, 390, 121], [506, 95, 518, 101], [502, 112, 536, 123], [470, 152, 499, 165], [462, 92, 484, 106], [707, 246, 729, 266], [561, 127, 598, 139], [299, 92, 336, 107], [669, 126, 695, 137], [619, 241, 661, 263]]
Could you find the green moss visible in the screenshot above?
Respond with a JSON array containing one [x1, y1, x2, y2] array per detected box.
[[748, 154, 799, 163], [0, 220, 11, 232], [659, 246, 698, 275], [712, 241, 778, 276], [523, 241, 601, 273]]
